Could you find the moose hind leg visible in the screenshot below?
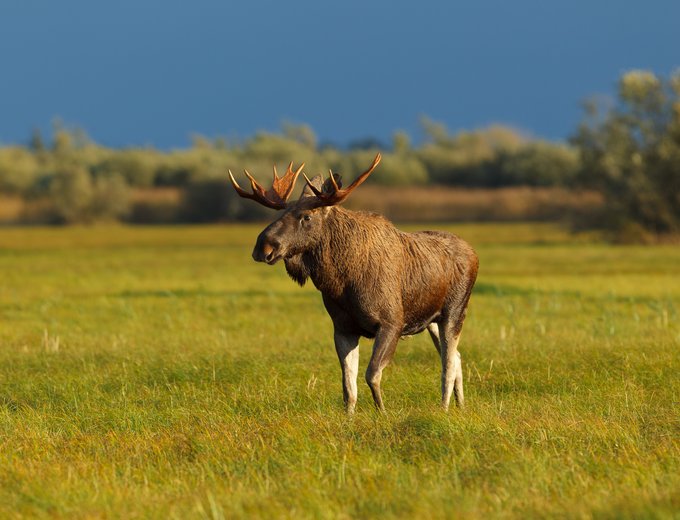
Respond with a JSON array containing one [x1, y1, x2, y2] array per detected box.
[[427, 323, 442, 355], [439, 320, 464, 410], [453, 350, 464, 408], [334, 331, 360, 414]]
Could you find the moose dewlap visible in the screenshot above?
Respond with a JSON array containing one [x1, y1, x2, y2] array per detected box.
[[229, 154, 478, 412]]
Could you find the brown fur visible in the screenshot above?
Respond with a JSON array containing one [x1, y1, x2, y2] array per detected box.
[[242, 167, 478, 411]]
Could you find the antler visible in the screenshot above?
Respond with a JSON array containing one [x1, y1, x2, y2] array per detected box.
[[229, 162, 305, 210], [302, 153, 382, 206]]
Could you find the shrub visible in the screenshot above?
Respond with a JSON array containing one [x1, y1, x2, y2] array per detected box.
[[0, 147, 40, 195], [49, 167, 130, 223], [573, 70, 680, 236]]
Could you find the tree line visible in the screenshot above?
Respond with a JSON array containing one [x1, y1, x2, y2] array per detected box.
[[0, 70, 678, 239]]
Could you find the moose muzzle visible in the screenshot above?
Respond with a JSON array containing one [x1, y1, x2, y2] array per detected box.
[[252, 229, 282, 264]]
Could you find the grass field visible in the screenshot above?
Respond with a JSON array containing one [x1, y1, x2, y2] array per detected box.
[[0, 223, 678, 519]]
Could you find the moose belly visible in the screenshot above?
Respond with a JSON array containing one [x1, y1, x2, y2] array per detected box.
[[401, 279, 449, 336], [401, 299, 444, 336], [323, 284, 446, 339]]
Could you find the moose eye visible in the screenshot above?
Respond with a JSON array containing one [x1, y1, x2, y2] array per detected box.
[[301, 214, 311, 222]]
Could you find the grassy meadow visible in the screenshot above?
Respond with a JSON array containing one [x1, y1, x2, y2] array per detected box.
[[0, 222, 678, 518]]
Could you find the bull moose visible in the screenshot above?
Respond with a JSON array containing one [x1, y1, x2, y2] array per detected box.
[[229, 154, 478, 412]]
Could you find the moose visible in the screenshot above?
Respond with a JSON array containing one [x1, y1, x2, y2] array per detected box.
[[229, 154, 478, 412]]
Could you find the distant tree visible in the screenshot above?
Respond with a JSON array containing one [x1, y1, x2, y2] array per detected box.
[[345, 150, 428, 186], [0, 147, 40, 194], [51, 119, 91, 154], [282, 122, 317, 149], [245, 131, 313, 163], [420, 115, 451, 146], [191, 134, 213, 150], [418, 123, 528, 186], [392, 131, 411, 155], [29, 128, 45, 153], [347, 137, 386, 151], [499, 142, 580, 186], [214, 137, 228, 150], [96, 149, 162, 187], [49, 166, 131, 223], [52, 130, 73, 155], [572, 70, 680, 238], [181, 179, 270, 222], [49, 166, 93, 223], [91, 173, 131, 221]]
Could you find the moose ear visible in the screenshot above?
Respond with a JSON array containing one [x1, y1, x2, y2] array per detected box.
[[322, 173, 342, 193], [300, 175, 325, 199], [300, 173, 343, 198]]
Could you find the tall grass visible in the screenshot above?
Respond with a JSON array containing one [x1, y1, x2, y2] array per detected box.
[[0, 223, 678, 518]]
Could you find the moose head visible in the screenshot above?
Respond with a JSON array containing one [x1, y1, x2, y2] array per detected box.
[[229, 154, 381, 266]]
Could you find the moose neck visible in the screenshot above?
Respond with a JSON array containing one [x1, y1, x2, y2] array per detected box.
[[284, 206, 395, 297]]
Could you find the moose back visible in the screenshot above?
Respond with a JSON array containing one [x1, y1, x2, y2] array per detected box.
[[229, 154, 478, 412]]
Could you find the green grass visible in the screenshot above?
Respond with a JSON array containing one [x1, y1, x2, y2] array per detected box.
[[0, 223, 678, 519]]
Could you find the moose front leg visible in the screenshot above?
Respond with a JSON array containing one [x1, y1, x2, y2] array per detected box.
[[365, 325, 401, 411], [334, 331, 360, 414]]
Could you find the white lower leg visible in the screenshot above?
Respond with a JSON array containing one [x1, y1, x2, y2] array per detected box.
[[343, 347, 359, 413], [441, 334, 461, 410], [335, 332, 360, 413], [453, 351, 464, 408]]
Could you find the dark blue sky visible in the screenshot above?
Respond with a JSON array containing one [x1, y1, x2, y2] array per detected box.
[[1, 0, 678, 149]]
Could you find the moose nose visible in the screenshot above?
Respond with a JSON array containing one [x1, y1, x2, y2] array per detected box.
[[262, 242, 275, 262], [252, 238, 280, 263]]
